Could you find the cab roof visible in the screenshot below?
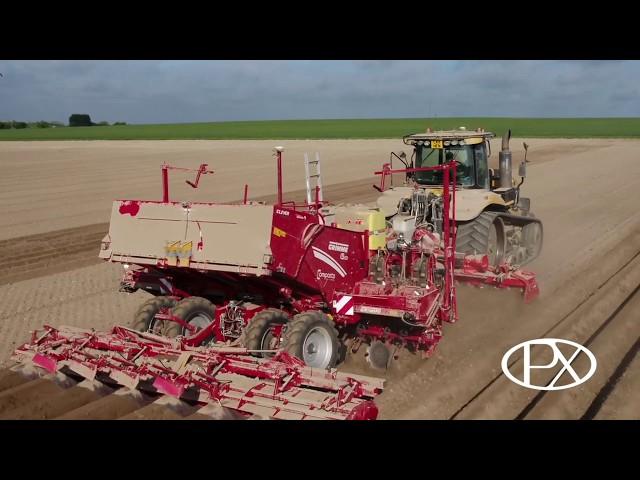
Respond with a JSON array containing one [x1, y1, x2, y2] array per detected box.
[[403, 128, 495, 144]]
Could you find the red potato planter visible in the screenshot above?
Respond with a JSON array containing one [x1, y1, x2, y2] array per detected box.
[[101, 148, 538, 370], [11, 147, 539, 420]]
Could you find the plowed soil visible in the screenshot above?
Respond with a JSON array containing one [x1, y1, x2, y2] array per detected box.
[[0, 138, 638, 419]]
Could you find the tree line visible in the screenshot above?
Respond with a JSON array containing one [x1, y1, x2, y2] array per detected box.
[[0, 120, 64, 129], [0, 114, 127, 129]]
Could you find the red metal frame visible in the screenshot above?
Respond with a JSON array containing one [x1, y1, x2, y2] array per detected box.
[[12, 325, 383, 420], [111, 154, 539, 362], [161, 163, 214, 203], [109, 151, 540, 360], [9, 147, 543, 421], [372, 163, 539, 304], [114, 162, 466, 359]]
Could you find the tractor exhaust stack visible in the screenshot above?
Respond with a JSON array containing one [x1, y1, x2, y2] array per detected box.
[[274, 146, 284, 205], [499, 129, 513, 189]]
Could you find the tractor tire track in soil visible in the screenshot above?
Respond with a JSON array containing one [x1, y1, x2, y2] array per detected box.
[[0, 366, 251, 420], [0, 224, 109, 286], [448, 226, 640, 420]]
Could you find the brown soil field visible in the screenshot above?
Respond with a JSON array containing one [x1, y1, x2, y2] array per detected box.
[[0, 138, 638, 420], [0, 138, 619, 240]]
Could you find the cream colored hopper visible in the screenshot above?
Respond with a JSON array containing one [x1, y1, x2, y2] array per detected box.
[[322, 205, 387, 250], [99, 201, 274, 276]]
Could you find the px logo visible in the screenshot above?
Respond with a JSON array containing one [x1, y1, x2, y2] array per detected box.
[[501, 339, 597, 391]]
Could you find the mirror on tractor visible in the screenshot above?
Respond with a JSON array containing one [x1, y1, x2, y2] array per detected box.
[[392, 151, 407, 163], [489, 168, 501, 190], [519, 162, 527, 178], [389, 151, 411, 187], [519, 142, 529, 178]]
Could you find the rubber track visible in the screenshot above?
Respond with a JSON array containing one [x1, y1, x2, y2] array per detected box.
[[455, 211, 500, 257], [456, 211, 542, 266]]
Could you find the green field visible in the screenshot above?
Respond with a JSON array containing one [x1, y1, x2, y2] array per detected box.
[[0, 118, 638, 141]]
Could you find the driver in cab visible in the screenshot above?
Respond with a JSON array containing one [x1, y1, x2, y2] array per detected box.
[[446, 151, 473, 185]]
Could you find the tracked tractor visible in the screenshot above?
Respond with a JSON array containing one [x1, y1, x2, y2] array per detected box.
[[375, 128, 543, 268]]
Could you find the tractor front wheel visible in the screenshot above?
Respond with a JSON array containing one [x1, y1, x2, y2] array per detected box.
[[282, 312, 340, 369]]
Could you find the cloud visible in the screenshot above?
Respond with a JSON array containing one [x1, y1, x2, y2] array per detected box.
[[0, 60, 638, 123]]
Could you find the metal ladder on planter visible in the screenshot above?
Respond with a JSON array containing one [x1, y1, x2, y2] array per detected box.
[[304, 152, 324, 205]]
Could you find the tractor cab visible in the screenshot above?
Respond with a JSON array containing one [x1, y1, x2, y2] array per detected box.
[[376, 127, 532, 225], [401, 128, 495, 190], [375, 127, 542, 269]]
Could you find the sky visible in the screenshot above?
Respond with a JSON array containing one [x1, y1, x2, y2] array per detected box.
[[0, 60, 639, 123]]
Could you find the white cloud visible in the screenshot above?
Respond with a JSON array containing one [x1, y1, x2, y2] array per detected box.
[[0, 60, 638, 123]]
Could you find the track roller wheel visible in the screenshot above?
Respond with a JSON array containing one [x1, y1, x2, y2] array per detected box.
[[282, 311, 341, 369], [239, 309, 289, 358], [522, 216, 543, 261], [165, 297, 216, 344], [487, 216, 506, 267], [131, 296, 177, 334]]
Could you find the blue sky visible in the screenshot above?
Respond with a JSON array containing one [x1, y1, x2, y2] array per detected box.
[[0, 60, 638, 123]]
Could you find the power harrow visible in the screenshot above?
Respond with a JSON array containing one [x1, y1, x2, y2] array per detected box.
[[8, 145, 540, 420], [11, 325, 383, 420]]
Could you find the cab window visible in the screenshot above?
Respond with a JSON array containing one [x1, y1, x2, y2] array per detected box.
[[414, 142, 488, 188]]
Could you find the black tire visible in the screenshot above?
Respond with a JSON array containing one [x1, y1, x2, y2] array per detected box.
[[131, 296, 177, 334], [282, 311, 341, 369], [455, 211, 505, 267], [165, 297, 216, 344], [239, 309, 289, 358]]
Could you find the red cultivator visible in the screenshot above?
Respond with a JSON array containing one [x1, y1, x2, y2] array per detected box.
[[11, 325, 383, 420]]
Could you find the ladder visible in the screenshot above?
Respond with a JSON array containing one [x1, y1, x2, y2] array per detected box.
[[304, 152, 324, 205]]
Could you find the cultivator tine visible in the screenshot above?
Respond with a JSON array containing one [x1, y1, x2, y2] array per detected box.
[[172, 352, 193, 374], [278, 372, 296, 392], [208, 360, 227, 378], [11, 325, 384, 420], [33, 327, 56, 345]]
